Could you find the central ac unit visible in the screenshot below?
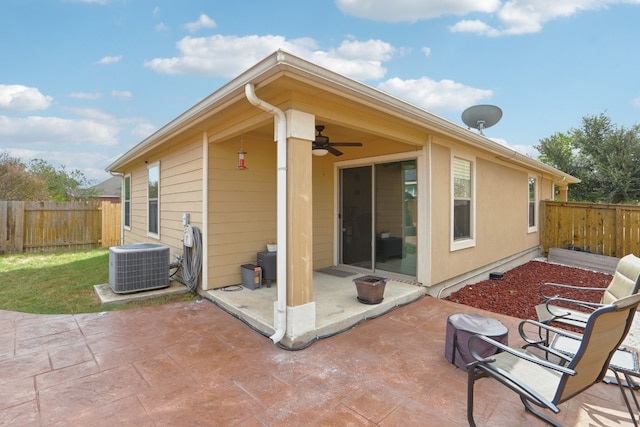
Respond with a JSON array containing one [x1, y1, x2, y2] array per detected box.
[[109, 243, 170, 294]]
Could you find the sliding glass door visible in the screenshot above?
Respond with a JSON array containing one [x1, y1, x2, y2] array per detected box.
[[340, 160, 417, 276], [340, 166, 373, 268]]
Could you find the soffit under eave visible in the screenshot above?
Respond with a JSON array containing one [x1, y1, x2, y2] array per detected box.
[[225, 75, 431, 147]]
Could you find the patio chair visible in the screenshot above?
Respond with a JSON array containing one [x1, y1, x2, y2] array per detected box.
[[535, 253, 640, 329], [535, 329, 640, 426], [467, 293, 640, 427]]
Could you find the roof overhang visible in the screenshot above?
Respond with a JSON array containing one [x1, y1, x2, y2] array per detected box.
[[106, 50, 579, 185]]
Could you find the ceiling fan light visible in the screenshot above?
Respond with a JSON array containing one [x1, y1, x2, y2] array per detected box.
[[312, 147, 329, 156]]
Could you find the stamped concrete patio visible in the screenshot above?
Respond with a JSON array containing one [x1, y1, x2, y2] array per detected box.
[[0, 296, 636, 426]]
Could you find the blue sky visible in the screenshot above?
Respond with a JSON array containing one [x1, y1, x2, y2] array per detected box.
[[1, 0, 639, 184]]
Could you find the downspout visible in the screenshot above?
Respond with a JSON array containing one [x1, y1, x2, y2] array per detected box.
[[245, 83, 287, 344], [109, 171, 125, 245]]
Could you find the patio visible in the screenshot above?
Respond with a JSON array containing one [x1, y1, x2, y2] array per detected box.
[[0, 295, 636, 425], [203, 269, 427, 347]]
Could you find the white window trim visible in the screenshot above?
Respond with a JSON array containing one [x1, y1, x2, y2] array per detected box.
[[147, 162, 160, 239], [123, 173, 131, 231], [450, 152, 476, 251], [528, 174, 538, 234]]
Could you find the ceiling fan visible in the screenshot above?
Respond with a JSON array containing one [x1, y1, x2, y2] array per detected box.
[[313, 125, 362, 156]]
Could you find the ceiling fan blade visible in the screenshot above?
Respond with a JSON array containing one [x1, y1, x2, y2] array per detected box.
[[327, 146, 343, 156], [329, 142, 362, 147]]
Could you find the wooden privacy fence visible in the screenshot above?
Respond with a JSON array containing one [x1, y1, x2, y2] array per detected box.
[[540, 201, 640, 258], [0, 201, 121, 254]]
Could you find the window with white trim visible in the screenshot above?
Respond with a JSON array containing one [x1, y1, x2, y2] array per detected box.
[[452, 155, 475, 250], [528, 176, 537, 232], [123, 174, 131, 229], [147, 163, 159, 237]]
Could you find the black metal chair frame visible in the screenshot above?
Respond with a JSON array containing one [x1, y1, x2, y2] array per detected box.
[[467, 293, 640, 427]]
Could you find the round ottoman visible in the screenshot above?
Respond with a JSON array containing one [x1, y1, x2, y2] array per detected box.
[[444, 313, 508, 370]]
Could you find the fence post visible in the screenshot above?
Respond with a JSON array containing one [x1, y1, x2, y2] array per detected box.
[[539, 200, 547, 254], [615, 205, 623, 258], [0, 201, 25, 254]]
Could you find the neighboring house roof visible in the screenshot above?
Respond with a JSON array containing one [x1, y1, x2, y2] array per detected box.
[[106, 50, 579, 185], [91, 176, 121, 198]]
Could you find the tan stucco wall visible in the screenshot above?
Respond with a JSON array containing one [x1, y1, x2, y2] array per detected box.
[[429, 138, 540, 285]]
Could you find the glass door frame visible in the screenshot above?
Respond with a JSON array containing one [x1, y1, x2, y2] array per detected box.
[[334, 152, 423, 279]]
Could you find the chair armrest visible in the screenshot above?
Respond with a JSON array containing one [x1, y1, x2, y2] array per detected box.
[[544, 297, 604, 317], [468, 334, 575, 376], [518, 319, 582, 363], [519, 318, 583, 341], [539, 282, 605, 300]]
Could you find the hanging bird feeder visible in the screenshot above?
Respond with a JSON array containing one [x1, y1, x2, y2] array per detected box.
[[237, 150, 247, 170]]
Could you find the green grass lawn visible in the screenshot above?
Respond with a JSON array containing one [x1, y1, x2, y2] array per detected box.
[[0, 249, 197, 314]]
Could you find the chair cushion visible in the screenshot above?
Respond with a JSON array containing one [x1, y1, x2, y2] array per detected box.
[[491, 349, 562, 401]]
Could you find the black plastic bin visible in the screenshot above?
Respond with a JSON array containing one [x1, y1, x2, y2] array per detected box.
[[241, 264, 262, 290]]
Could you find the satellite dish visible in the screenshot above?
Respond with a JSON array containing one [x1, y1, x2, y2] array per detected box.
[[461, 105, 502, 135]]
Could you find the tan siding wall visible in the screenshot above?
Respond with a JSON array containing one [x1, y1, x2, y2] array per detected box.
[[123, 137, 203, 262], [312, 155, 336, 268], [120, 126, 551, 291], [127, 167, 150, 243], [207, 137, 277, 288]]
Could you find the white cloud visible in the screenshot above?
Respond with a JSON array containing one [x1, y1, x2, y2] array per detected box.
[[156, 22, 169, 32], [111, 90, 132, 100], [449, 19, 501, 37], [63, 106, 115, 122], [144, 35, 394, 81], [97, 55, 122, 65], [69, 92, 102, 100], [0, 85, 52, 112], [377, 76, 493, 112], [632, 97, 640, 108], [453, 0, 640, 36], [131, 122, 157, 138], [422, 47, 432, 56], [185, 13, 217, 33], [335, 0, 500, 22], [336, 0, 640, 36], [510, 143, 540, 158], [0, 115, 119, 146]]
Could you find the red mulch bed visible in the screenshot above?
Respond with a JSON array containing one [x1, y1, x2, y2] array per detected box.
[[444, 259, 612, 320]]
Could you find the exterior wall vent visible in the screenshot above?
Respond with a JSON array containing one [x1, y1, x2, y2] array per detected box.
[[109, 243, 170, 293]]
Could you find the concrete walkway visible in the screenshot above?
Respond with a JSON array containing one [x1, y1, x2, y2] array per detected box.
[[0, 297, 636, 426]]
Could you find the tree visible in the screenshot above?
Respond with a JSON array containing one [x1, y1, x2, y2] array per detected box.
[[535, 113, 640, 204], [28, 159, 97, 201], [572, 114, 640, 203], [0, 151, 48, 200], [0, 151, 97, 201], [537, 131, 575, 173]]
